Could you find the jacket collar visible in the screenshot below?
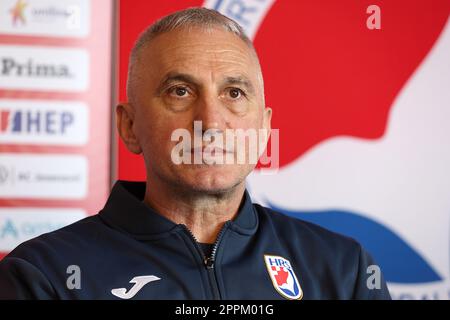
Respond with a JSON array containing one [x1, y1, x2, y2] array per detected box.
[[99, 180, 258, 239]]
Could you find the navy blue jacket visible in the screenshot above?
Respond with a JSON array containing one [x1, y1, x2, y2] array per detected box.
[[0, 181, 391, 299]]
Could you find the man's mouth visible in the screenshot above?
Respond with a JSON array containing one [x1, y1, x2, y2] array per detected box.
[[188, 146, 234, 156]]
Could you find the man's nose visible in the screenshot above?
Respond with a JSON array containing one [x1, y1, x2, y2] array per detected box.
[[193, 92, 227, 133]]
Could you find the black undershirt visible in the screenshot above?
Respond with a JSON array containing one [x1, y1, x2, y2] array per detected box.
[[197, 242, 214, 258]]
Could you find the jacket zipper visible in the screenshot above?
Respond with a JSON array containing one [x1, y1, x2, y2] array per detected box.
[[182, 224, 227, 300]]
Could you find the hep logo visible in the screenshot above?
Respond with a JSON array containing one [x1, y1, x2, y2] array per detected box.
[[0, 109, 74, 135]]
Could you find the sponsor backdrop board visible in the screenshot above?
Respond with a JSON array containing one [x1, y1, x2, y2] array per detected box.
[[0, 0, 114, 259], [118, 1, 450, 299]]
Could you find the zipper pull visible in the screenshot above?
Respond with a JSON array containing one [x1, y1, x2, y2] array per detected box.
[[204, 256, 215, 269]]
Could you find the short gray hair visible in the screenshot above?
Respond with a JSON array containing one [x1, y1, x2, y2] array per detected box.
[[126, 7, 262, 103]]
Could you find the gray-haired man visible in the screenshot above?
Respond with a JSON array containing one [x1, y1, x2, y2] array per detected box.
[[0, 8, 390, 300]]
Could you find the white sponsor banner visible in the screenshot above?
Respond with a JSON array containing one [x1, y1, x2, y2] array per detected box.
[[0, 0, 90, 38], [0, 45, 89, 92], [0, 208, 86, 252], [0, 153, 88, 199], [0, 99, 89, 145]]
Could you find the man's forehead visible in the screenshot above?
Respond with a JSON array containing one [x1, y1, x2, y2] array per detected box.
[[139, 27, 257, 69]]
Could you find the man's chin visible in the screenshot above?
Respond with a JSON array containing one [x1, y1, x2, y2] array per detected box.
[[176, 173, 245, 196], [165, 163, 253, 195], [184, 180, 241, 195]]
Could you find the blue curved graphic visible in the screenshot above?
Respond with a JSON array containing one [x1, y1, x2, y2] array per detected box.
[[268, 202, 442, 284]]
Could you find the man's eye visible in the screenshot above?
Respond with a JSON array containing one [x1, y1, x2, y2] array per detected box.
[[168, 86, 190, 97], [227, 88, 244, 99]]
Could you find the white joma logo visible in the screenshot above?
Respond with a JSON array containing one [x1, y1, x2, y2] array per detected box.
[[111, 275, 161, 299]]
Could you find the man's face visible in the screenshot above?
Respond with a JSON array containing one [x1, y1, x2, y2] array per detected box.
[[119, 27, 271, 194]]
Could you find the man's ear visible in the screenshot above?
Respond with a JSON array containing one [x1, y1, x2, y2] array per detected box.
[[116, 103, 143, 154], [263, 106, 272, 136]]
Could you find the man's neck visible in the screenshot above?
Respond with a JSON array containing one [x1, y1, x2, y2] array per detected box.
[[143, 179, 246, 243]]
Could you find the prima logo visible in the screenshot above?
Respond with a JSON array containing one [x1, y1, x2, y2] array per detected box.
[[0, 45, 89, 92], [1, 57, 71, 78]]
